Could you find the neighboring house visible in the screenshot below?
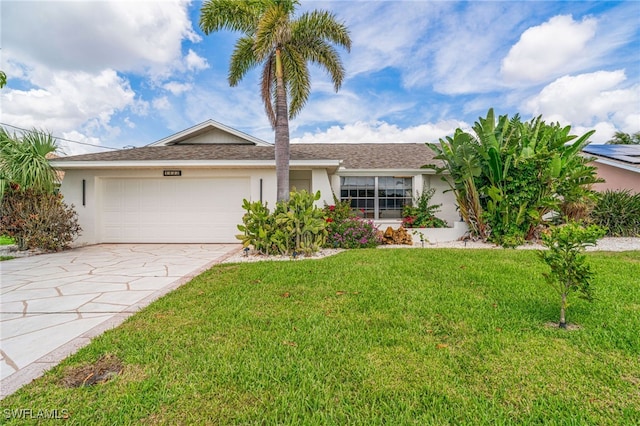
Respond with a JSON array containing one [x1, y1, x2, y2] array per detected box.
[[50, 120, 459, 245], [583, 144, 640, 193]]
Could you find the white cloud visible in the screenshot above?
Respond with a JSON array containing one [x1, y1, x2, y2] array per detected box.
[[164, 81, 193, 96], [0, 0, 201, 147], [501, 15, 597, 84], [184, 49, 209, 72], [523, 70, 639, 134], [152, 96, 171, 111], [572, 122, 617, 145], [59, 130, 110, 156], [0, 69, 135, 135], [2, 0, 197, 74], [329, 0, 452, 87], [291, 120, 467, 144]]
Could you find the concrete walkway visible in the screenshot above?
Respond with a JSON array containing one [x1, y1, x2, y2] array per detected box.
[[0, 243, 240, 399]]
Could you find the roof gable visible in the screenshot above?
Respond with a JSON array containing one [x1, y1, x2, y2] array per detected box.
[[148, 119, 272, 147]]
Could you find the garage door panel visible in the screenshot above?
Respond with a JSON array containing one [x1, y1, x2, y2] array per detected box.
[[101, 177, 249, 243]]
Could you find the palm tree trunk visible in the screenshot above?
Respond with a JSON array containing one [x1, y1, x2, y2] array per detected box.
[[274, 48, 290, 202]]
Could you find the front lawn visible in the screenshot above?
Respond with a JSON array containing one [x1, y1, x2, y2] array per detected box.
[[0, 235, 15, 245], [2, 249, 639, 424]]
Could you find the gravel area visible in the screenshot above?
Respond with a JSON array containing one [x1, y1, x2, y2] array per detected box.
[[222, 237, 640, 263], [2, 238, 637, 264], [222, 248, 345, 263], [386, 237, 640, 251]]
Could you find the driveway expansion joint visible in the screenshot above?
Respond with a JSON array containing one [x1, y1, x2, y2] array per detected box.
[[0, 243, 240, 399]]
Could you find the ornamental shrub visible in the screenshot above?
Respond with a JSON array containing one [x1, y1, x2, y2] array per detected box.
[[401, 188, 448, 228], [590, 190, 640, 237], [323, 196, 355, 224], [0, 187, 81, 251], [236, 199, 275, 254], [326, 217, 381, 249], [237, 190, 327, 256]]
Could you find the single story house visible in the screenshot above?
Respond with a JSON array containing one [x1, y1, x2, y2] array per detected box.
[[583, 144, 640, 193], [50, 120, 461, 245]]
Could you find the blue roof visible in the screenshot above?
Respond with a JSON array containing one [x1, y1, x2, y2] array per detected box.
[[582, 144, 640, 165]]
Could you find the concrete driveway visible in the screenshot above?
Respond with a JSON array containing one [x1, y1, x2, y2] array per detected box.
[[0, 243, 240, 399]]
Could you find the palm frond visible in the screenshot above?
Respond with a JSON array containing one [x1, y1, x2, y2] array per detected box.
[[261, 55, 277, 127], [281, 47, 310, 118], [292, 10, 351, 52], [295, 39, 345, 91], [229, 36, 260, 87], [254, 4, 291, 60], [199, 0, 263, 34], [0, 128, 59, 198]]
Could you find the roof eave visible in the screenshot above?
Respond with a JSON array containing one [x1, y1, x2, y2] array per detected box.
[[336, 168, 439, 175], [593, 157, 640, 173], [50, 159, 342, 170]]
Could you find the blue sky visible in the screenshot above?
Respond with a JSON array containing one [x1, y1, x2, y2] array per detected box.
[[1, 0, 639, 155]]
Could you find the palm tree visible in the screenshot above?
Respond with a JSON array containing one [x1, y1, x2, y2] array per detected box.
[[0, 127, 60, 199], [200, 0, 351, 201], [606, 131, 640, 145]]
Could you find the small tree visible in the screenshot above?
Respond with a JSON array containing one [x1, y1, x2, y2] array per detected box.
[[537, 222, 606, 329]]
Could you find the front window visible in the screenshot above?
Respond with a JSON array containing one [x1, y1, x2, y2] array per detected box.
[[340, 176, 412, 219]]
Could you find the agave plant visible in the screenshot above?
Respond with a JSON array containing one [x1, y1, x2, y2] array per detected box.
[[427, 129, 488, 239]]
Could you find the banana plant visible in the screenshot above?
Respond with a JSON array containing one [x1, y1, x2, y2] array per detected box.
[[426, 108, 600, 246], [427, 129, 487, 239]]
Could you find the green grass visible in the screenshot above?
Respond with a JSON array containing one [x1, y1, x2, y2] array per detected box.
[[0, 235, 15, 245], [2, 249, 639, 424]]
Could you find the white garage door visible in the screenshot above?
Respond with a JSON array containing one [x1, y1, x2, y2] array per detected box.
[[100, 177, 249, 243]]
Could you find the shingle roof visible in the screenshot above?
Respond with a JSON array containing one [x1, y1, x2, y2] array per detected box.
[[292, 144, 441, 169], [51, 143, 442, 170]]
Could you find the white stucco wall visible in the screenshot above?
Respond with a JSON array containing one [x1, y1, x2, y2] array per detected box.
[[58, 167, 459, 245], [311, 169, 335, 207], [59, 168, 279, 245], [423, 174, 459, 226]]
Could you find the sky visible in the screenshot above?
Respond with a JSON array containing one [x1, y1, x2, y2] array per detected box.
[[1, 0, 639, 156]]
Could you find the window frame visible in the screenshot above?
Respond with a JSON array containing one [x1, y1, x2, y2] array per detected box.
[[339, 175, 414, 220]]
